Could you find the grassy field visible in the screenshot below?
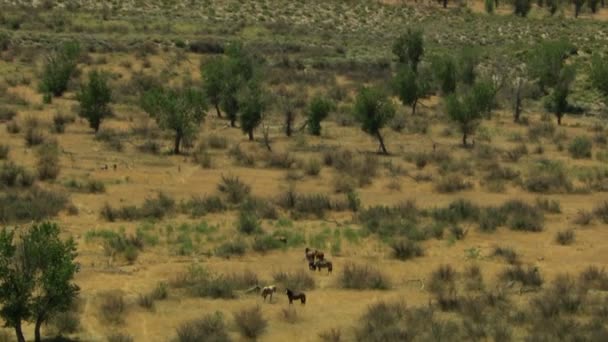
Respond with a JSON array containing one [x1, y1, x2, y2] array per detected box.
[[1, 0, 608, 341]]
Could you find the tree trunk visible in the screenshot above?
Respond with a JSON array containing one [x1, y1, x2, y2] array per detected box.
[[514, 82, 522, 123], [35, 316, 43, 342], [443, 0, 448, 8], [575, 4, 580, 17], [412, 99, 418, 116], [214, 103, 222, 118], [230, 118, 236, 127], [14, 322, 25, 342], [557, 114, 562, 125], [462, 132, 468, 147], [248, 130, 254, 141], [174, 132, 182, 154], [376, 131, 388, 155]]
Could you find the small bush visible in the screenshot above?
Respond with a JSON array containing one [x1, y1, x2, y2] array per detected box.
[[50, 310, 80, 334], [556, 229, 575, 245], [137, 293, 155, 311], [579, 266, 608, 291], [183, 195, 226, 217], [340, 263, 390, 290], [493, 247, 519, 265], [218, 175, 251, 204], [107, 333, 133, 342], [151, 282, 169, 300], [568, 136, 592, 159], [273, 270, 315, 291], [501, 200, 544, 232], [266, 151, 295, 169], [0, 107, 17, 122], [391, 239, 423, 261], [0, 161, 34, 187], [99, 291, 126, 324], [215, 239, 247, 258], [435, 174, 473, 193], [6, 120, 20, 134], [428, 264, 457, 295], [234, 306, 267, 340], [0, 187, 68, 223], [500, 265, 543, 287], [237, 210, 261, 235], [52, 112, 74, 133], [304, 158, 322, 176], [206, 134, 228, 149], [36, 142, 60, 180], [535, 197, 561, 213], [319, 328, 342, 342], [524, 159, 571, 193], [478, 207, 504, 232], [175, 312, 230, 342], [0, 145, 8, 160], [25, 127, 45, 147], [252, 234, 284, 253], [573, 209, 593, 225], [593, 201, 608, 223]]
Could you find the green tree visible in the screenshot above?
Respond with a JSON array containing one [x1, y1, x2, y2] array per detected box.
[[39, 41, 80, 99], [77, 70, 112, 133], [277, 87, 297, 137], [432, 55, 457, 95], [445, 86, 487, 146], [458, 47, 480, 86], [590, 54, 608, 97], [307, 96, 334, 136], [544, 65, 575, 125], [392, 28, 424, 72], [393, 66, 430, 116], [528, 40, 574, 93], [471, 79, 496, 118], [0, 222, 79, 342], [239, 83, 265, 141], [201, 57, 226, 118], [220, 42, 257, 128], [514, 0, 532, 16], [141, 87, 206, 154], [353, 87, 396, 155]]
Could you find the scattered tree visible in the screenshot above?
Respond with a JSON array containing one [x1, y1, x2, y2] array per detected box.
[[514, 0, 532, 16], [393, 66, 430, 116], [277, 88, 296, 137], [219, 42, 257, 127], [0, 222, 79, 342], [39, 41, 80, 99], [353, 87, 396, 155], [77, 70, 112, 133], [220, 73, 241, 128], [432, 55, 457, 95], [544, 65, 575, 125], [201, 57, 225, 118], [239, 82, 265, 141], [392, 28, 424, 72], [471, 79, 496, 118], [528, 40, 574, 93], [141, 87, 206, 154], [458, 47, 480, 86], [590, 54, 608, 97], [573, 0, 585, 17], [445, 85, 487, 146], [307, 96, 334, 136]]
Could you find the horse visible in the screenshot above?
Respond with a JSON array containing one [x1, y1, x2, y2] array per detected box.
[[308, 260, 316, 271], [261, 285, 276, 302], [285, 288, 306, 305], [313, 260, 333, 274], [305, 247, 324, 262]]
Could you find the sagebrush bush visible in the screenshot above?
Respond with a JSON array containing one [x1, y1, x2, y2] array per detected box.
[[36, 142, 61, 180], [183, 195, 226, 217], [218, 174, 251, 204], [0, 187, 68, 222], [50, 310, 81, 335], [568, 136, 592, 159], [106, 333, 134, 342], [555, 229, 575, 245], [99, 291, 126, 324], [234, 306, 267, 340], [524, 159, 572, 193], [573, 209, 593, 226], [252, 234, 284, 253], [319, 328, 342, 342], [237, 210, 261, 235], [215, 239, 247, 258], [435, 174, 473, 193], [0, 144, 8, 159], [273, 270, 315, 290], [500, 265, 543, 287], [501, 199, 544, 232], [340, 263, 390, 290], [25, 126, 45, 147], [493, 246, 520, 265], [304, 158, 322, 176], [593, 201, 608, 223], [535, 197, 561, 213], [175, 312, 231, 342], [0, 161, 35, 187], [391, 239, 423, 261]]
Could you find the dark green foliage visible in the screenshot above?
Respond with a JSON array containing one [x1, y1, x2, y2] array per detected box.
[[555, 229, 575, 245], [176, 312, 231, 342], [252, 234, 283, 253], [544, 66, 575, 125], [458, 47, 479, 86], [393, 66, 430, 115], [307, 96, 334, 136], [201, 57, 226, 118], [573, 0, 585, 17], [0, 188, 68, 223], [140, 86, 206, 154], [391, 239, 423, 260], [0, 222, 79, 342], [471, 79, 496, 118], [590, 55, 608, 97], [524, 159, 571, 193], [445, 93, 482, 146], [217, 175, 250, 204], [568, 136, 592, 159], [501, 199, 544, 232], [500, 265, 543, 287], [233, 306, 267, 340], [529, 40, 575, 92], [514, 0, 532, 16], [0, 145, 8, 160], [39, 41, 80, 98], [589, 0, 600, 12], [77, 70, 112, 133], [219, 42, 257, 127], [392, 28, 424, 71], [340, 263, 390, 290], [353, 86, 395, 154], [238, 82, 265, 141], [358, 202, 420, 239], [0, 161, 34, 188], [183, 196, 226, 217], [432, 55, 457, 95], [237, 210, 261, 235], [100, 192, 175, 221]]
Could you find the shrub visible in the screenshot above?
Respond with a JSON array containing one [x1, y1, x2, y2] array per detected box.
[[0, 145, 8, 160], [0, 161, 34, 187], [0, 187, 68, 223], [6, 120, 20, 134], [52, 112, 74, 134], [293, 193, 332, 218], [533, 275, 586, 318], [39, 41, 80, 97], [206, 134, 228, 149], [25, 126, 45, 147], [99, 291, 126, 324], [579, 266, 608, 291], [233, 306, 267, 340], [319, 328, 342, 342], [237, 210, 261, 235], [573, 209, 593, 225], [0, 107, 16, 122], [556, 229, 575, 245], [175, 312, 230, 342], [568, 136, 592, 159], [50, 310, 80, 334], [535, 197, 561, 213], [502, 201, 544, 232], [435, 174, 473, 193], [273, 270, 315, 291], [428, 264, 457, 295], [390, 239, 423, 260], [304, 158, 321, 176], [593, 201, 608, 223], [493, 247, 520, 265], [215, 239, 247, 258], [183, 195, 226, 217], [218, 175, 251, 204], [151, 282, 169, 300], [340, 263, 390, 290], [524, 159, 571, 193], [138, 140, 161, 155], [514, 0, 532, 16], [137, 293, 155, 311], [252, 234, 284, 253], [478, 207, 505, 232], [36, 142, 61, 180], [107, 333, 133, 342], [500, 265, 543, 287]]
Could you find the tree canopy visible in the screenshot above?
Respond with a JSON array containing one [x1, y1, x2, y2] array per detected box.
[[77, 70, 112, 133], [353, 87, 396, 154]]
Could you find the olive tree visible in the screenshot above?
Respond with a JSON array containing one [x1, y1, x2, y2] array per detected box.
[[201, 56, 225, 118], [220, 42, 257, 127], [392, 28, 424, 72], [432, 55, 457, 95], [39, 41, 80, 100], [77, 70, 112, 133], [445, 81, 492, 146], [0, 222, 79, 342], [393, 66, 431, 116], [307, 96, 334, 136], [544, 65, 575, 125], [353, 87, 396, 155], [141, 87, 206, 154], [239, 82, 265, 141]]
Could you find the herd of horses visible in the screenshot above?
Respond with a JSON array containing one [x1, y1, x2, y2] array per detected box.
[[254, 248, 333, 305]]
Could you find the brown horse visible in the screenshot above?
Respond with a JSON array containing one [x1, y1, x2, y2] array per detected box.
[[312, 260, 333, 274], [261, 285, 276, 302], [305, 247, 324, 262], [285, 288, 306, 304]]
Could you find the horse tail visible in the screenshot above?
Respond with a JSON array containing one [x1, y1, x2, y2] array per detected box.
[[301, 294, 306, 304], [328, 262, 333, 273]]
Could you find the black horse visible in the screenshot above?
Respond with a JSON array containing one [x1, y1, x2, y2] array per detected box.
[[312, 259, 333, 274], [285, 288, 306, 304]]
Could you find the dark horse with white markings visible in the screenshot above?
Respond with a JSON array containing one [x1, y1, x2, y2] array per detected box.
[[285, 288, 306, 304]]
